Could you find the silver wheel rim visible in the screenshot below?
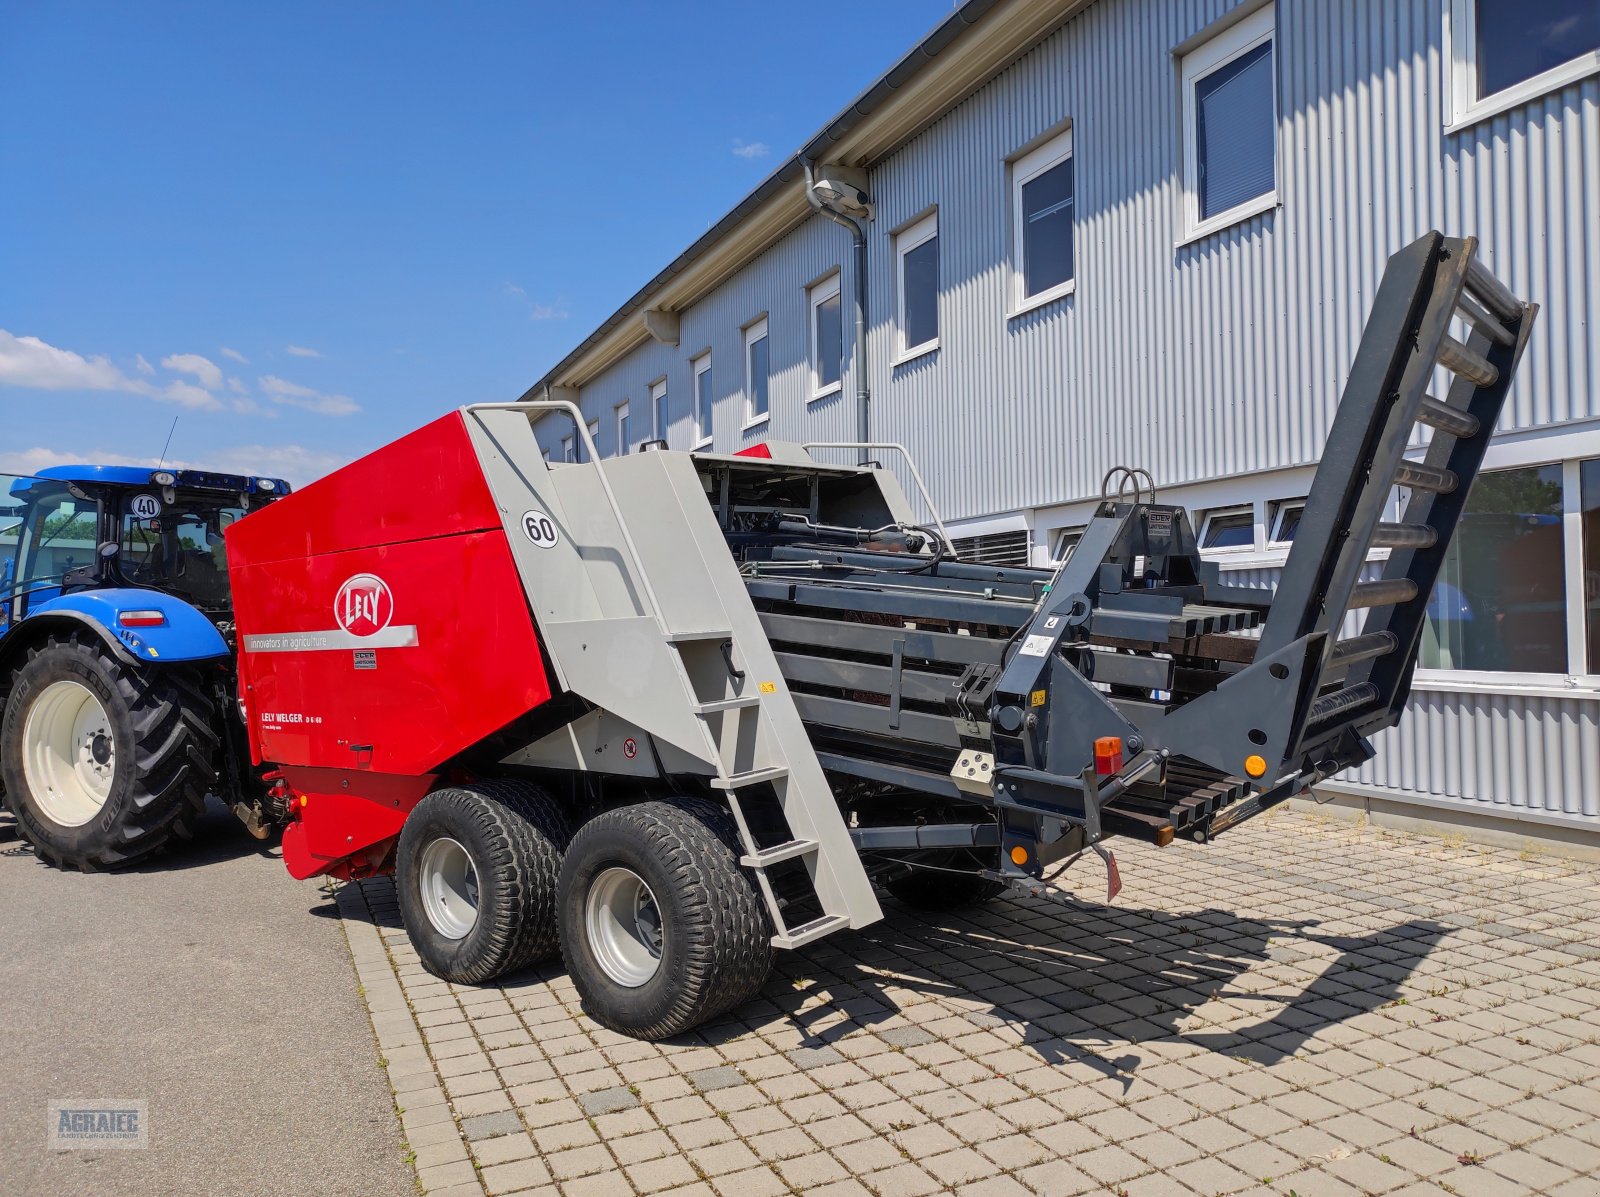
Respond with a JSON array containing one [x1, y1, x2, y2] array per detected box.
[[418, 837, 479, 939], [21, 679, 115, 828], [585, 866, 664, 988]]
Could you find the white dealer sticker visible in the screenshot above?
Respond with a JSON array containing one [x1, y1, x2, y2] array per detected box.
[[520, 509, 559, 549]]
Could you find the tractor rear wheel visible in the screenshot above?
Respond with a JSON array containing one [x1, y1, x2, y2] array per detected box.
[[0, 633, 218, 870], [557, 797, 771, 1041], [396, 781, 570, 984]]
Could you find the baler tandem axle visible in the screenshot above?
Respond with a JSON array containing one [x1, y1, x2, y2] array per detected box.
[[227, 232, 1535, 1039]]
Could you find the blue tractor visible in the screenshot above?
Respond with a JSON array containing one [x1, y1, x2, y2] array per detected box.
[[0, 465, 290, 869]]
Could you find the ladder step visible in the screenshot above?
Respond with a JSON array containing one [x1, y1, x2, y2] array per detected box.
[[1438, 335, 1498, 386], [711, 766, 788, 790], [1329, 630, 1398, 667], [771, 913, 849, 950], [693, 695, 760, 714], [1456, 291, 1516, 347], [1394, 461, 1458, 494], [740, 838, 818, 868], [1416, 395, 1481, 439], [1350, 579, 1419, 609], [664, 628, 733, 643], [1371, 521, 1438, 549]]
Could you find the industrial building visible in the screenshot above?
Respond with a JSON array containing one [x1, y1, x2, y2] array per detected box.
[[527, 0, 1600, 847]]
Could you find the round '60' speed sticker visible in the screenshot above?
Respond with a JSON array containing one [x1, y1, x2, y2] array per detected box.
[[521, 509, 560, 549]]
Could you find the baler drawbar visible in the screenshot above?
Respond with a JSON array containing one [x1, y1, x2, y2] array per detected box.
[[227, 232, 1536, 1039]]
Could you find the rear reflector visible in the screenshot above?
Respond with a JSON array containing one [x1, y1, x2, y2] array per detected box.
[[1094, 736, 1123, 775], [118, 610, 166, 628], [734, 443, 773, 458]]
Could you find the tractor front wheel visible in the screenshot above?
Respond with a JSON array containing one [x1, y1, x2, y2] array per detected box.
[[0, 633, 218, 870]]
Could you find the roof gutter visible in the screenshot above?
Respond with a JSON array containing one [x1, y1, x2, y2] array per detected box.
[[520, 0, 1002, 405]]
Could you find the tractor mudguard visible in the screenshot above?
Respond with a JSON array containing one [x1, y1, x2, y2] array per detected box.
[[20, 590, 229, 666]]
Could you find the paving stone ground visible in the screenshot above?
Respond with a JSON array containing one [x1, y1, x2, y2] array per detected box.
[[339, 808, 1600, 1197]]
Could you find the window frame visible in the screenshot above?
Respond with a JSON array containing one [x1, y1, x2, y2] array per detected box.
[[649, 377, 669, 445], [1010, 128, 1077, 315], [894, 211, 940, 364], [615, 400, 631, 457], [1051, 525, 1085, 564], [808, 271, 844, 402], [743, 316, 770, 429], [585, 419, 599, 464], [1198, 504, 1259, 554], [692, 352, 713, 449], [561, 434, 575, 464], [1179, 3, 1279, 245], [1268, 498, 1306, 546], [1445, 0, 1600, 130]]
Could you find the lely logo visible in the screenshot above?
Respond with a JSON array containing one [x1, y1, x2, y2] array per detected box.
[[335, 574, 394, 637]]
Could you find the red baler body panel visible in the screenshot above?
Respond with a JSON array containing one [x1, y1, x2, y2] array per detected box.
[[226, 412, 554, 877]]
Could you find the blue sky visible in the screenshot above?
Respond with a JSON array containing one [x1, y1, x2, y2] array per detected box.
[[0, 2, 950, 484]]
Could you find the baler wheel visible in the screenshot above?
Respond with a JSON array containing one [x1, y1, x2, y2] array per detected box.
[[396, 781, 570, 984], [558, 797, 772, 1041], [0, 633, 216, 870]]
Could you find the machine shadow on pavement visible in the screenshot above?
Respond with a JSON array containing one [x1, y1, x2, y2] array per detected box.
[[0, 798, 279, 874], [350, 874, 1448, 1084]]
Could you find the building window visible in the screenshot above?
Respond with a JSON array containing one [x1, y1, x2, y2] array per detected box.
[[584, 419, 599, 463], [895, 212, 939, 360], [809, 273, 843, 400], [1582, 460, 1600, 673], [744, 317, 770, 425], [1052, 526, 1085, 563], [692, 352, 712, 447], [1422, 464, 1566, 673], [1448, 0, 1600, 128], [541, 447, 551, 464], [561, 434, 575, 464], [1200, 506, 1256, 551], [1011, 129, 1075, 312], [1181, 4, 1277, 241], [615, 401, 631, 456], [650, 378, 668, 444], [1269, 499, 1305, 545]]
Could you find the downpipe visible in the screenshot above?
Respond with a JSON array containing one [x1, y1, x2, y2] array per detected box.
[[803, 160, 871, 463]]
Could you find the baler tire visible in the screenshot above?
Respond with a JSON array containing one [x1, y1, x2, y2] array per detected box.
[[558, 797, 771, 1041], [0, 632, 217, 871], [885, 859, 1007, 911], [396, 781, 570, 985]]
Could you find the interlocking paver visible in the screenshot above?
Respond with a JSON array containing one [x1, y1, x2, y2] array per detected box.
[[337, 810, 1600, 1197]]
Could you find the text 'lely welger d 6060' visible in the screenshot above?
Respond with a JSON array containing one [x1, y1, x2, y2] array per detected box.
[[221, 232, 1535, 1041]]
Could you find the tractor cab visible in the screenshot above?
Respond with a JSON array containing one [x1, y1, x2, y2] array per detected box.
[[0, 466, 290, 635]]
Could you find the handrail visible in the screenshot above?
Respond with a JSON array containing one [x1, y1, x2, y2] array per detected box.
[[801, 441, 952, 550], [461, 400, 665, 624]]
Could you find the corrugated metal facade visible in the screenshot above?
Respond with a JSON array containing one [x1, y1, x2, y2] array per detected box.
[[538, 0, 1600, 833]]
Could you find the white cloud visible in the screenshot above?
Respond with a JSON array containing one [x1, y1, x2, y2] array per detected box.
[[732, 139, 770, 160], [162, 352, 224, 391], [0, 443, 349, 489], [227, 376, 247, 394], [284, 344, 323, 358], [504, 282, 569, 321], [219, 346, 249, 364], [259, 374, 360, 416], [135, 353, 155, 375], [0, 329, 222, 410]]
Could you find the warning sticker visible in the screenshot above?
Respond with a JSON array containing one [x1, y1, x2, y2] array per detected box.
[[1030, 689, 1047, 708], [1019, 634, 1056, 658], [758, 681, 776, 694]]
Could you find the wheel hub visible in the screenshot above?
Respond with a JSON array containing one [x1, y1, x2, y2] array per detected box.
[[418, 836, 480, 940], [585, 866, 664, 988], [20, 680, 115, 828]]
